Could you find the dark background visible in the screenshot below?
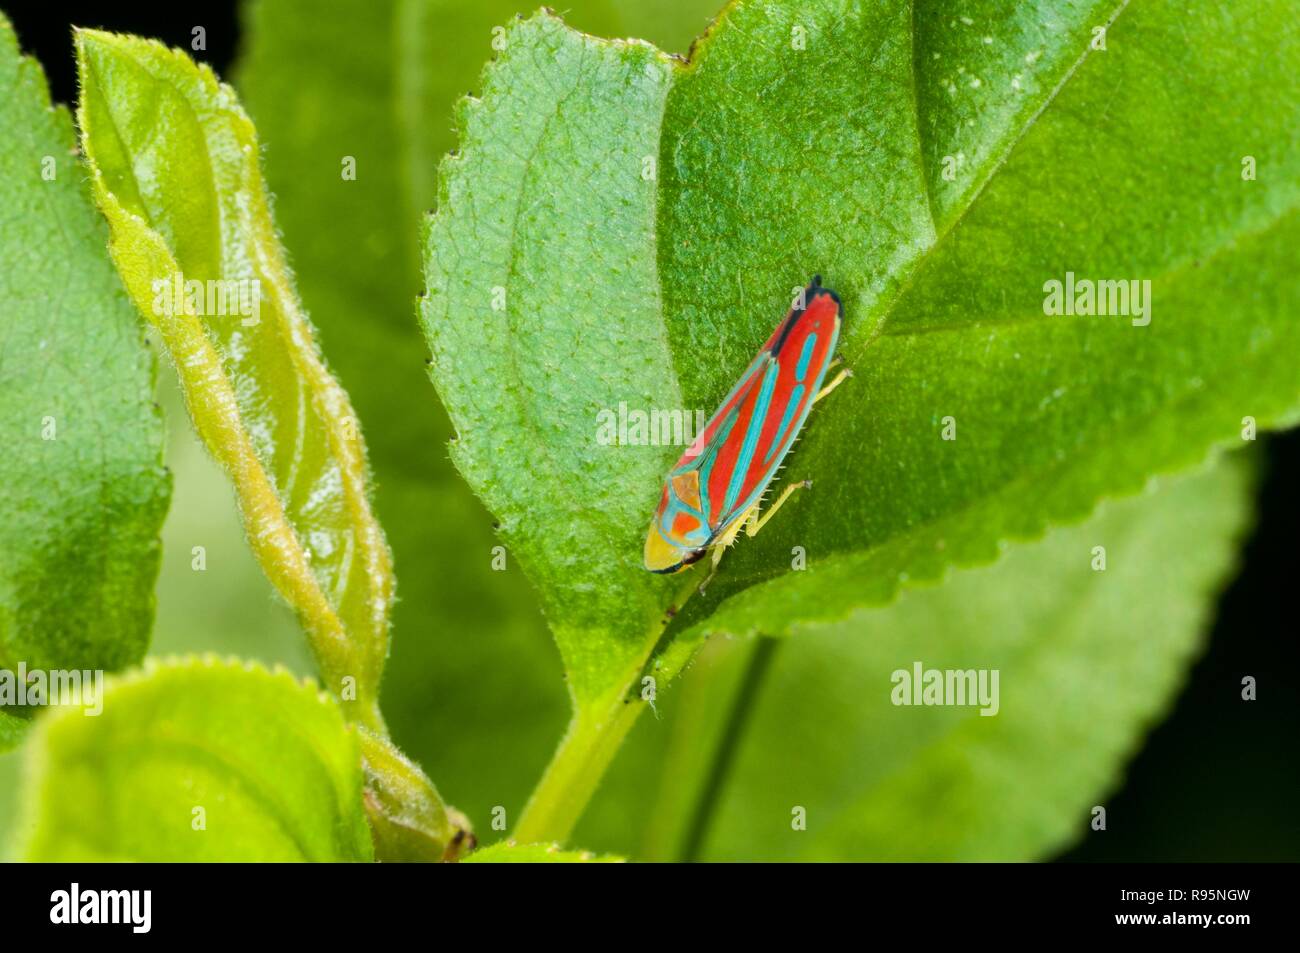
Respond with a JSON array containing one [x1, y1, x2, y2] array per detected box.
[[8, 0, 1297, 862]]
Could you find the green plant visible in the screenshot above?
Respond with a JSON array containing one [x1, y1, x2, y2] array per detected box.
[[0, 0, 1295, 861]]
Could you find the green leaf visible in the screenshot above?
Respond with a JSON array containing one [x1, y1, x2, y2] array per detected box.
[[16, 656, 373, 861], [0, 15, 169, 741], [579, 454, 1254, 860], [662, 0, 1300, 658], [236, 0, 725, 834], [423, 15, 680, 707], [462, 841, 622, 863], [421, 0, 1299, 836], [74, 29, 393, 727], [236, 0, 569, 831]]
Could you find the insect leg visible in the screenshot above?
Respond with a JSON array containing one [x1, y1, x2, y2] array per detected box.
[[814, 367, 853, 403], [698, 543, 726, 593], [700, 510, 752, 592], [745, 480, 812, 537]]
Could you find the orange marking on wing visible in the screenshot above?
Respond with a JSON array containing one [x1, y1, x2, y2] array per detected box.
[[671, 511, 701, 537]]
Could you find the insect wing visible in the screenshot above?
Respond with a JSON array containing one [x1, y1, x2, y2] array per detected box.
[[669, 286, 841, 540], [745, 288, 841, 496]]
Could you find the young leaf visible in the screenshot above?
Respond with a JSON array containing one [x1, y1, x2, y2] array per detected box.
[[462, 841, 621, 863], [74, 30, 393, 727], [579, 454, 1255, 860], [358, 727, 472, 862], [0, 15, 169, 741], [148, 377, 314, 674], [16, 657, 373, 862], [421, 0, 1300, 833]]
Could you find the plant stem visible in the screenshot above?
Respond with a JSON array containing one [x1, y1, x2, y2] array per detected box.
[[679, 636, 780, 861], [515, 572, 705, 845], [512, 685, 648, 845]]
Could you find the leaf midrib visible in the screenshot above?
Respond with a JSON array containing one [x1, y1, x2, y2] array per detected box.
[[850, 0, 1132, 364], [907, 0, 939, 235]]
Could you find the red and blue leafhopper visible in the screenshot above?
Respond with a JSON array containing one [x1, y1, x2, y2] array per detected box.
[[644, 276, 850, 577]]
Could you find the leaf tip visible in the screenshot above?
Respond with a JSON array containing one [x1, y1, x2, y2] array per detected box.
[[72, 26, 129, 71]]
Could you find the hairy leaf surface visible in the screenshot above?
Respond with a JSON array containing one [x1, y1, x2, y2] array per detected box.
[[17, 657, 372, 861], [75, 30, 393, 725], [0, 16, 169, 748]]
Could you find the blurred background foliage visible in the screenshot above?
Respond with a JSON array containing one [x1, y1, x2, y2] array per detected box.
[[0, 0, 1296, 861]]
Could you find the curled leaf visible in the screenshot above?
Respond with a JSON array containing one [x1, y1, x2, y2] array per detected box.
[[75, 29, 393, 726]]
